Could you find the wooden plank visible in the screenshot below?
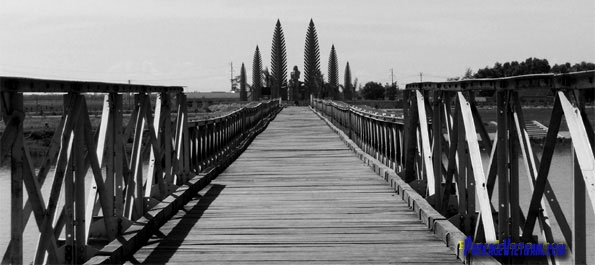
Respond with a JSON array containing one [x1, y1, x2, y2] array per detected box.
[[457, 92, 496, 242], [126, 94, 147, 219], [64, 117, 76, 263], [162, 93, 174, 186], [558, 91, 595, 214], [508, 93, 520, 242], [144, 95, 164, 200], [174, 94, 186, 183], [441, 102, 459, 215], [485, 134, 497, 199], [496, 91, 509, 240], [180, 94, 191, 181], [415, 90, 435, 196], [573, 91, 587, 264], [7, 92, 24, 265], [456, 103, 467, 218], [145, 94, 169, 198], [403, 91, 418, 182], [73, 96, 88, 263], [432, 91, 443, 208], [113, 94, 125, 219]]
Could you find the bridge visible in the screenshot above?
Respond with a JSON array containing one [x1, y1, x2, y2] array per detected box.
[[0, 71, 593, 264]]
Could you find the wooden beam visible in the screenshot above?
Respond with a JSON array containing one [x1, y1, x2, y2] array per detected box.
[[73, 96, 88, 263], [84, 95, 110, 243], [403, 91, 418, 182], [113, 94, 125, 219], [510, 94, 558, 264], [441, 101, 459, 215], [146, 93, 165, 199], [496, 91, 510, 240], [404, 70, 595, 91], [432, 91, 443, 207], [508, 92, 520, 242], [521, 96, 563, 242], [572, 90, 588, 264], [457, 92, 497, 242], [0, 76, 183, 93], [126, 94, 148, 219], [6, 92, 24, 264], [31, 95, 79, 264], [558, 91, 595, 214], [415, 90, 435, 196]]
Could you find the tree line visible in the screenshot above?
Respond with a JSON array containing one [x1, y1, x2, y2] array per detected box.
[[450, 58, 595, 80]]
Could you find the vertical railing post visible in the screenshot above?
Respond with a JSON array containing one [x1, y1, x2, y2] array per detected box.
[[496, 90, 509, 240], [508, 91, 520, 243], [573, 90, 587, 264], [432, 90, 443, 210], [403, 90, 418, 182], [73, 94, 87, 264]]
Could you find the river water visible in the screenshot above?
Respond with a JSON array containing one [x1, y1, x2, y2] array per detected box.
[[0, 145, 592, 264]]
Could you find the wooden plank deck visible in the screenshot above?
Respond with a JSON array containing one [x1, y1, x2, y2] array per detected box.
[[128, 107, 461, 264]]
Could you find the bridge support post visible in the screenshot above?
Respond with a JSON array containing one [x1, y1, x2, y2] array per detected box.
[[496, 90, 510, 240], [508, 91, 520, 243], [403, 90, 418, 183], [1, 91, 25, 265], [572, 90, 587, 264], [432, 91, 443, 211]]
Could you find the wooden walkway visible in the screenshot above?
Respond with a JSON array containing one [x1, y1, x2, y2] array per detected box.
[[128, 107, 460, 264]]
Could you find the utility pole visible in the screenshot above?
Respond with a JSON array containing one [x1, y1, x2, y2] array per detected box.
[[420, 72, 423, 83], [391, 68, 394, 85]]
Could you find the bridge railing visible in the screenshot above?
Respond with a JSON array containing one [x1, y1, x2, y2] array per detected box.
[[311, 99, 405, 172], [0, 76, 280, 264], [312, 70, 595, 264]]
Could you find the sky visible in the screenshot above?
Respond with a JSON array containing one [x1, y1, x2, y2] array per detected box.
[[0, 0, 593, 92]]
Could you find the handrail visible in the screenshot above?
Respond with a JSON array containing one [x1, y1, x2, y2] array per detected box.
[[0, 76, 183, 93], [405, 70, 594, 91], [0, 76, 280, 264]]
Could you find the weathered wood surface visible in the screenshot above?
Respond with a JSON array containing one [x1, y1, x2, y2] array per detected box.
[[128, 107, 460, 264]]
